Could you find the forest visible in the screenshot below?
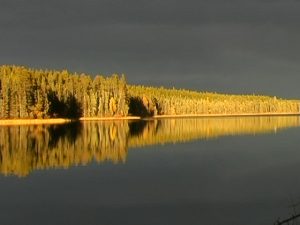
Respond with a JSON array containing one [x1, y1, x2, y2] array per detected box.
[[128, 85, 300, 116], [0, 65, 128, 119], [0, 65, 299, 119]]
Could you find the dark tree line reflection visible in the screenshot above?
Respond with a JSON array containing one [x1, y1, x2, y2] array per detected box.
[[0, 116, 299, 177]]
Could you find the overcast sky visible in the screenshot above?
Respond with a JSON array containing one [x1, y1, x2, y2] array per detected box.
[[1, 0, 300, 98]]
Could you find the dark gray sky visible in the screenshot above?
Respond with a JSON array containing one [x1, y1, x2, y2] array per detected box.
[[1, 0, 300, 98]]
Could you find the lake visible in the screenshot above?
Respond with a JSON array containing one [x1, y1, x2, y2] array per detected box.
[[0, 116, 300, 225]]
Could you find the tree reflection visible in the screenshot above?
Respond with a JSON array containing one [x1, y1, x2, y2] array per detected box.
[[47, 122, 82, 148], [0, 116, 299, 177]]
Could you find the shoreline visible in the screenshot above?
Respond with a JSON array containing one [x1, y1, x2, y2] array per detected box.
[[0, 118, 73, 126], [0, 113, 299, 126], [152, 112, 300, 119], [79, 116, 141, 121], [0, 116, 141, 126]]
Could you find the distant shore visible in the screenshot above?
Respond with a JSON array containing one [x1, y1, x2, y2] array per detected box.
[[153, 112, 300, 119], [0, 116, 141, 126], [79, 116, 141, 121], [0, 118, 73, 126], [0, 113, 299, 126]]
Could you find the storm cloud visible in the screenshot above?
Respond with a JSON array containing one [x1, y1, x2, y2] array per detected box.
[[1, 0, 300, 98]]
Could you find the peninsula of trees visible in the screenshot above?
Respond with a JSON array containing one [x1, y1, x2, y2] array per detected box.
[[0, 65, 299, 120]]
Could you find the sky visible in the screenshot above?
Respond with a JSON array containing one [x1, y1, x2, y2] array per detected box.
[[1, 0, 300, 98]]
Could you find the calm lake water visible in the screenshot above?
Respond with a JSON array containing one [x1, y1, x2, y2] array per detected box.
[[0, 116, 300, 225]]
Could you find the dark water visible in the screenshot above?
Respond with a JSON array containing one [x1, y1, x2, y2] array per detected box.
[[0, 116, 300, 225]]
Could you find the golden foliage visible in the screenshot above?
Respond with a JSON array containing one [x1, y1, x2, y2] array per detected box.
[[128, 85, 300, 116], [1, 65, 299, 120], [0, 65, 129, 118]]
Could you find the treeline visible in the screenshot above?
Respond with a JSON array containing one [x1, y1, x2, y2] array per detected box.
[[0, 65, 299, 119], [0, 65, 128, 119], [128, 85, 300, 116], [1, 116, 300, 177]]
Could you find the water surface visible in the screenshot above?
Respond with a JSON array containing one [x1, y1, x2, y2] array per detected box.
[[0, 116, 300, 225]]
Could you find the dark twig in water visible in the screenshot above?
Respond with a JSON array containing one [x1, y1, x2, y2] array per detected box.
[[275, 213, 300, 225]]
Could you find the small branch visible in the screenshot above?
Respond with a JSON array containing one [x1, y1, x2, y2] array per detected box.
[[275, 213, 300, 225]]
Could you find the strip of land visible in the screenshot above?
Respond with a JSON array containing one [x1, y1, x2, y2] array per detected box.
[[153, 112, 300, 119], [0, 116, 142, 126], [0, 113, 299, 126], [0, 118, 72, 126], [79, 116, 141, 121]]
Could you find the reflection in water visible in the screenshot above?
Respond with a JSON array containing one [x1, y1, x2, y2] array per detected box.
[[129, 116, 300, 147], [0, 116, 299, 177], [47, 122, 83, 148]]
